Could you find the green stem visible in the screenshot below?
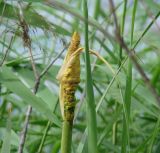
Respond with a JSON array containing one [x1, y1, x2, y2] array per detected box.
[[93, 0, 100, 20], [112, 103, 119, 147], [121, 0, 137, 152], [151, 61, 160, 87], [37, 99, 59, 153], [133, 10, 160, 49], [37, 121, 51, 153], [119, 0, 127, 66], [121, 59, 132, 153], [112, 121, 117, 145], [61, 120, 73, 153], [83, 0, 97, 153]]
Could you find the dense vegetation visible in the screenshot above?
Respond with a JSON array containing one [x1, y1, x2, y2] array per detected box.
[[0, 0, 160, 153]]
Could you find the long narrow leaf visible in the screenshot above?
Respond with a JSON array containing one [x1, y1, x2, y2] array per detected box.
[[0, 66, 61, 127], [83, 0, 97, 153], [1, 111, 11, 153]]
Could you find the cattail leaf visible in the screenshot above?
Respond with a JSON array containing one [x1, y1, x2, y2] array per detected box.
[[0, 66, 61, 127], [1, 112, 11, 153], [83, 0, 97, 153]]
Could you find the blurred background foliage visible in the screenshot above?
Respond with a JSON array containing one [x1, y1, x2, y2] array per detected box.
[[0, 0, 160, 153]]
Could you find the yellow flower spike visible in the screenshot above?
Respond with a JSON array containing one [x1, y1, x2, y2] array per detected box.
[[57, 32, 82, 121], [57, 32, 114, 153], [57, 32, 113, 121]]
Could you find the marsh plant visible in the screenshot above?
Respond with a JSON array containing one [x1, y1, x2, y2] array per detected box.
[[0, 0, 160, 153]]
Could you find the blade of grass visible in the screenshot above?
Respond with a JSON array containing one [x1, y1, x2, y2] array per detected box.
[[83, 0, 97, 153], [121, 1, 137, 152], [151, 61, 160, 87], [148, 116, 160, 153], [119, 0, 127, 65], [37, 99, 59, 153], [90, 0, 100, 47], [121, 60, 132, 153], [77, 129, 87, 153], [1, 106, 12, 153], [131, 0, 138, 46], [93, 0, 100, 20], [133, 10, 160, 49], [117, 0, 128, 151]]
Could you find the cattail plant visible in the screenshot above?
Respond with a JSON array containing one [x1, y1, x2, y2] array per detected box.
[[56, 32, 83, 153], [56, 31, 114, 153]]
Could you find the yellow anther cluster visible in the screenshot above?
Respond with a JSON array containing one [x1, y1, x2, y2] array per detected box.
[[57, 32, 81, 121]]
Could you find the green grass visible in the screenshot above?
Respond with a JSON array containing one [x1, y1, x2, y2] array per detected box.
[[1, 108, 11, 153], [121, 0, 138, 152], [0, 0, 160, 153], [83, 0, 97, 153], [119, 0, 127, 65]]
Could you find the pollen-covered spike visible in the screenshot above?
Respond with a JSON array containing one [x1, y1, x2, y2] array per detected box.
[[65, 32, 80, 60], [56, 32, 80, 82], [57, 32, 82, 121]]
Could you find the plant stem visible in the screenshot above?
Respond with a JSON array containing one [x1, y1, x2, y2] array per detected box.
[[37, 99, 59, 153], [133, 10, 160, 49], [83, 0, 97, 153], [121, 0, 137, 152], [61, 120, 73, 153], [119, 0, 127, 66], [38, 121, 51, 153], [121, 60, 132, 153]]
